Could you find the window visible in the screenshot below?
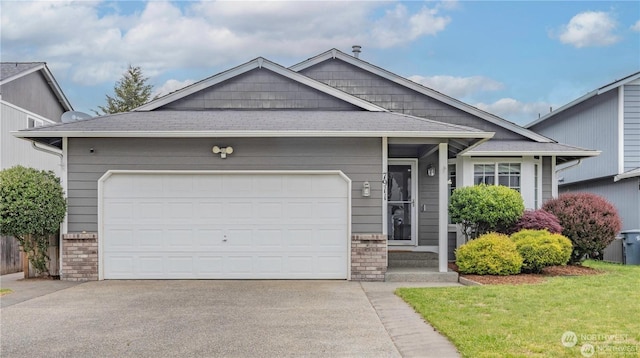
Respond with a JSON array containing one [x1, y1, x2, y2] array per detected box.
[[474, 163, 521, 192], [448, 164, 456, 224]]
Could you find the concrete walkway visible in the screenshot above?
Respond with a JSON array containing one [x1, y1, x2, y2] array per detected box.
[[361, 282, 462, 358], [0, 272, 81, 308]]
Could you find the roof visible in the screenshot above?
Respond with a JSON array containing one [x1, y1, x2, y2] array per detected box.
[[136, 57, 387, 112], [0, 62, 73, 111], [290, 49, 554, 143], [14, 110, 494, 148], [614, 168, 640, 182], [460, 140, 600, 163], [527, 71, 640, 128]]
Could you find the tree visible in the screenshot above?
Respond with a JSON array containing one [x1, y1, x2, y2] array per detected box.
[[449, 184, 524, 241], [94, 65, 153, 115], [0, 166, 67, 276]]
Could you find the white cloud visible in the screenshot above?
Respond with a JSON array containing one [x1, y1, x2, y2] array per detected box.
[[153, 79, 196, 98], [0, 1, 455, 86], [475, 98, 553, 125], [557, 11, 619, 48], [631, 20, 640, 32], [371, 3, 451, 47], [408, 75, 503, 98]]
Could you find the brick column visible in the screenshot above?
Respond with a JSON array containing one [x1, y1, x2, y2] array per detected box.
[[61, 233, 98, 281], [351, 234, 387, 281]]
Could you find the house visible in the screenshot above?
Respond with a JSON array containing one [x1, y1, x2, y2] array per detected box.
[[14, 48, 598, 281], [1, 62, 73, 275], [527, 71, 640, 233]]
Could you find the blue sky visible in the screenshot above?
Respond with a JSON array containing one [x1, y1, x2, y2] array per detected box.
[[1, 1, 639, 125]]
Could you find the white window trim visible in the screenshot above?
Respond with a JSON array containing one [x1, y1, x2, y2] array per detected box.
[[28, 116, 45, 128]]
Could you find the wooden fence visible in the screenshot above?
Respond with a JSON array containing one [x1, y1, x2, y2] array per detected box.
[[1, 235, 60, 277], [1, 235, 23, 275]]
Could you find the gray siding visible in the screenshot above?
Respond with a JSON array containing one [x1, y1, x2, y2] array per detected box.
[[67, 137, 382, 234], [418, 153, 439, 247], [531, 89, 619, 183], [542, 156, 553, 203], [160, 68, 360, 111], [300, 59, 527, 140], [624, 85, 640, 171], [0, 71, 65, 121], [560, 177, 639, 231]]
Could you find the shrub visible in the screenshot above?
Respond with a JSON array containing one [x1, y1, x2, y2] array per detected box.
[[0, 166, 66, 276], [455, 232, 523, 275], [449, 184, 525, 241], [507, 209, 562, 235], [543, 193, 622, 263], [511, 229, 572, 273]]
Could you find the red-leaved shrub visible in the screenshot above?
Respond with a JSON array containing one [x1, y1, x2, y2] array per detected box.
[[507, 209, 563, 235], [542, 193, 622, 263]]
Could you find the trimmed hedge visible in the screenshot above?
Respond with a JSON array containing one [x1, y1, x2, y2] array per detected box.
[[511, 229, 572, 273], [449, 184, 525, 241], [543, 193, 622, 263], [507, 209, 562, 234], [456, 233, 523, 275]]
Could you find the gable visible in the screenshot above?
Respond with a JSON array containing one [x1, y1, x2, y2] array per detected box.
[[298, 59, 526, 140], [157, 68, 361, 111], [0, 70, 67, 121]]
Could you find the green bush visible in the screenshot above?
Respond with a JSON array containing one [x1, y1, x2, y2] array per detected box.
[[449, 184, 525, 241], [510, 229, 572, 273], [0, 166, 66, 276], [456, 233, 523, 275]]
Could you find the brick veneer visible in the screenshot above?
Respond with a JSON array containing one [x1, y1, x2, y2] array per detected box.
[[351, 234, 387, 281], [61, 233, 98, 281]]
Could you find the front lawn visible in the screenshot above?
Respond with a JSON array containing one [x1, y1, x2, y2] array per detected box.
[[396, 261, 640, 357]]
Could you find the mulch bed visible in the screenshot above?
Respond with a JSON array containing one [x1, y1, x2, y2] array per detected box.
[[449, 263, 603, 285]]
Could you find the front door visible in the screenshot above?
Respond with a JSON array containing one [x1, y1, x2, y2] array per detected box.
[[387, 160, 417, 245]]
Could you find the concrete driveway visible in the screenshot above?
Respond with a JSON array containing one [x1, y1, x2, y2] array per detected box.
[[1, 279, 461, 357]]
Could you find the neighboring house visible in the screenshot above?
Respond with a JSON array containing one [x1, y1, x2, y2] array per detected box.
[[527, 71, 640, 232], [1, 62, 73, 274], [15, 48, 598, 281]]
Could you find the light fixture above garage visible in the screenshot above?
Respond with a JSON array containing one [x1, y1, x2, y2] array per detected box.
[[212, 145, 234, 159]]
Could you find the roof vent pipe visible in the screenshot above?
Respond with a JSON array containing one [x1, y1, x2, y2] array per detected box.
[[352, 45, 361, 58]]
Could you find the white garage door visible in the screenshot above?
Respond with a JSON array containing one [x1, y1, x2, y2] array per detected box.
[[101, 171, 350, 279]]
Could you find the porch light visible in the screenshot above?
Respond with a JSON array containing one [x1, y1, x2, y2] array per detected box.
[[427, 164, 436, 177]]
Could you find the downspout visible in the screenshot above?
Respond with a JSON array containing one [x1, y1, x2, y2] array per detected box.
[[31, 141, 63, 160], [556, 159, 582, 174]]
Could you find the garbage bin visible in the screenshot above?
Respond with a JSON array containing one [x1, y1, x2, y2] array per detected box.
[[620, 230, 640, 265]]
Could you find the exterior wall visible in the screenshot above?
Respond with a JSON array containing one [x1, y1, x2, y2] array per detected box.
[[624, 84, 640, 171], [160, 68, 359, 111], [418, 152, 439, 247], [542, 156, 553, 202], [531, 89, 619, 183], [560, 177, 640, 231], [300, 59, 527, 140], [350, 234, 387, 281], [0, 71, 66, 120], [66, 137, 382, 234], [0, 103, 61, 175]]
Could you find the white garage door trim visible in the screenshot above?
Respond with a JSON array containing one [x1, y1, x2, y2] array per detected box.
[[97, 170, 352, 280]]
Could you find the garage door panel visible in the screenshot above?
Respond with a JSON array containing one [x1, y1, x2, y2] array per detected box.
[[103, 173, 349, 279]]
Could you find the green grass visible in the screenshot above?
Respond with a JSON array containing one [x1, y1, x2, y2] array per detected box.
[[0, 288, 13, 296], [396, 261, 640, 357]]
